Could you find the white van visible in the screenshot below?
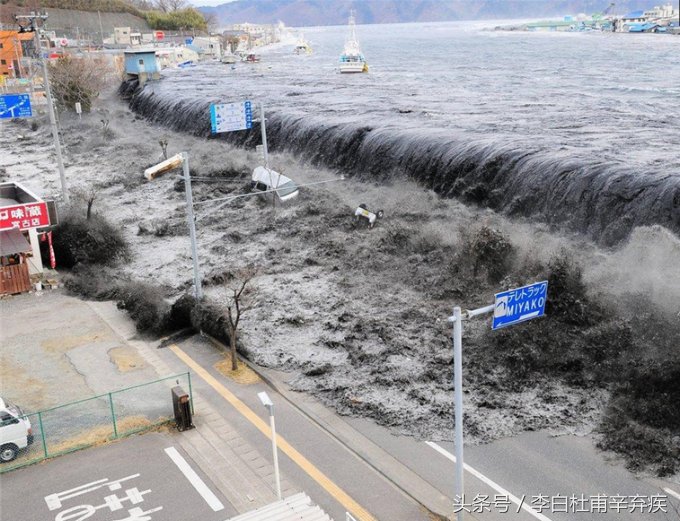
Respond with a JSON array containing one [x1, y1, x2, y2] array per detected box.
[[0, 397, 33, 462], [251, 166, 299, 203]]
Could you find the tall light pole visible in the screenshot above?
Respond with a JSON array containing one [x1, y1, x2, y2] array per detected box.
[[17, 12, 69, 203], [145, 152, 202, 299], [257, 391, 282, 500], [181, 152, 202, 299]]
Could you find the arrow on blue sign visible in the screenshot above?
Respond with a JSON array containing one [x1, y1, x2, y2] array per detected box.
[[492, 281, 548, 330]]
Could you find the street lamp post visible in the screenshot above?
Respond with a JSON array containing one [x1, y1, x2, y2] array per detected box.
[[257, 391, 282, 499]]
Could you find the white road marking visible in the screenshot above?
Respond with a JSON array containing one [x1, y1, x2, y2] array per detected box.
[[426, 441, 554, 521], [664, 487, 680, 501], [165, 446, 224, 512]]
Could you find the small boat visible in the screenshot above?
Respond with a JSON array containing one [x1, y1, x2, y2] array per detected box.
[[294, 33, 312, 54], [243, 53, 260, 63], [339, 12, 368, 73]]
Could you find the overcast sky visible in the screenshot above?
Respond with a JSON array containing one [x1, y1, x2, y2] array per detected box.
[[187, 0, 234, 6]]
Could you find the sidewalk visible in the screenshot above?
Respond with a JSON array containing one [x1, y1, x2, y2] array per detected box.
[[86, 300, 299, 515]]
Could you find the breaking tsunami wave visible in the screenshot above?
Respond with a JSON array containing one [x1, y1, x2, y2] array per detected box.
[[122, 22, 680, 244]]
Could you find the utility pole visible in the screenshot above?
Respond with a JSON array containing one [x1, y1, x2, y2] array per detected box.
[[97, 10, 105, 46], [17, 12, 70, 203], [259, 103, 269, 169], [181, 152, 203, 300]]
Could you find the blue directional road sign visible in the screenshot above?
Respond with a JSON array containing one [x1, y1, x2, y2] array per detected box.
[[0, 94, 33, 119], [210, 100, 253, 134], [492, 280, 548, 330]]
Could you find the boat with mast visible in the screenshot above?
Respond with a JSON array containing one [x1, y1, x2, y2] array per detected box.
[[339, 12, 368, 73], [294, 32, 313, 54]]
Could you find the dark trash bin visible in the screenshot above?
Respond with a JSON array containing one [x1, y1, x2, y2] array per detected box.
[[172, 386, 194, 431]]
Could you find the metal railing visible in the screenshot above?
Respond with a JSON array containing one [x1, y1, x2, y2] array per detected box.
[[1, 372, 192, 473]]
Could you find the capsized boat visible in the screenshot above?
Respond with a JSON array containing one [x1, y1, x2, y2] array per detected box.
[[339, 12, 368, 73]]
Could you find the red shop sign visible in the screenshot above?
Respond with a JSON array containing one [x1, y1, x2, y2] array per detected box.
[[0, 202, 50, 230]]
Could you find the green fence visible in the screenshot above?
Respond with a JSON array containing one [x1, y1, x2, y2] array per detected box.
[[1, 372, 192, 473]]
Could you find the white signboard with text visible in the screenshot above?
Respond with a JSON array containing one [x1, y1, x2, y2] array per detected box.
[[210, 101, 253, 134]]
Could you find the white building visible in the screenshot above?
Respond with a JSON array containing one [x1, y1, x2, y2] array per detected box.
[[190, 36, 222, 59], [644, 4, 677, 19]]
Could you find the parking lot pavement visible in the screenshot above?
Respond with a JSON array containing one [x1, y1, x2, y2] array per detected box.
[[0, 291, 162, 412], [0, 432, 237, 521]]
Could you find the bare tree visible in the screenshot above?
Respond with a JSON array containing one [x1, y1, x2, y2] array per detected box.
[[73, 186, 99, 220], [155, 0, 187, 12], [130, 0, 155, 9], [224, 268, 257, 371], [204, 12, 219, 33]]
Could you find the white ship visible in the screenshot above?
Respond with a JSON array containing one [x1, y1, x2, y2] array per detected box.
[[339, 12, 368, 73], [294, 33, 313, 54]]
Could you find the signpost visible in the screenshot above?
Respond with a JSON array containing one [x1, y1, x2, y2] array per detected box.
[[0, 93, 32, 119], [210, 101, 253, 134], [492, 281, 548, 330], [448, 280, 548, 521]]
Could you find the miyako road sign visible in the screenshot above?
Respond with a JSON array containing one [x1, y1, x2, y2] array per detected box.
[[0, 94, 32, 119], [492, 280, 548, 330], [210, 101, 253, 134]]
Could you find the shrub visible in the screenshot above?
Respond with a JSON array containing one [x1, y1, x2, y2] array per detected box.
[[52, 211, 128, 268]]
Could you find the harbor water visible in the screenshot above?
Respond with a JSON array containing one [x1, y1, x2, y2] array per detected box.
[[127, 21, 680, 244]]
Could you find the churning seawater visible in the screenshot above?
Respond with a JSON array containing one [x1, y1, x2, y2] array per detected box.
[[127, 22, 680, 243]]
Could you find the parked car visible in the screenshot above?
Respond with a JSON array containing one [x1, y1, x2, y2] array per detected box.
[[0, 397, 33, 462]]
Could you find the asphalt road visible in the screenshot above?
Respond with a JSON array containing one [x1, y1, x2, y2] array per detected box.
[[0, 432, 236, 521], [344, 416, 680, 521]]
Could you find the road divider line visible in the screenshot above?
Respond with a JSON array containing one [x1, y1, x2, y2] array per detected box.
[[165, 446, 225, 512], [426, 441, 554, 521], [169, 344, 377, 521], [664, 487, 680, 501]]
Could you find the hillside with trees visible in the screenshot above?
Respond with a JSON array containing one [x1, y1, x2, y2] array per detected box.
[[0, 0, 209, 31]]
